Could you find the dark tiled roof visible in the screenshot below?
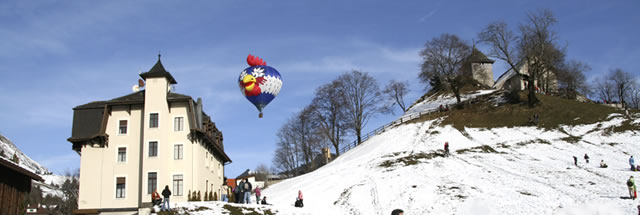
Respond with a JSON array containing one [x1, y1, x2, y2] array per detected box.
[[468, 48, 495, 63], [139, 59, 177, 84], [74, 91, 193, 109], [0, 156, 44, 182], [236, 169, 253, 179]]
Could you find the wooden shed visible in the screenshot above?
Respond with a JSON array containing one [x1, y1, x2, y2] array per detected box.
[[0, 157, 44, 215]]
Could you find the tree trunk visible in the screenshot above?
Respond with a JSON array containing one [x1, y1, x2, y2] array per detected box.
[[527, 75, 538, 107], [356, 128, 362, 145]]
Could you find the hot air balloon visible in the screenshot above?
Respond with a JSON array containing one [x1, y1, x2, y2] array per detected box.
[[238, 54, 282, 118]]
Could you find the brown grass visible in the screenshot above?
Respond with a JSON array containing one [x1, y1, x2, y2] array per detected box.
[[408, 91, 633, 131]]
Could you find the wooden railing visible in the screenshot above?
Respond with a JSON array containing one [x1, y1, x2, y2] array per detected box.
[[336, 93, 487, 156], [337, 108, 438, 155]]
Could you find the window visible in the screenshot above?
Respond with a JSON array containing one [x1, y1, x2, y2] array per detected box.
[[117, 147, 126, 162], [173, 174, 183, 196], [148, 172, 157, 194], [174, 117, 183, 131], [149, 141, 158, 157], [174, 144, 183, 160], [118, 120, 127, 134], [150, 113, 158, 128], [116, 177, 126, 198]]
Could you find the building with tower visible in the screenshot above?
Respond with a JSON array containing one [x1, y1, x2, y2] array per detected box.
[[68, 56, 231, 214]]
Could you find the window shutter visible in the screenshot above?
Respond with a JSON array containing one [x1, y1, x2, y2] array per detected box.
[[117, 177, 125, 184]]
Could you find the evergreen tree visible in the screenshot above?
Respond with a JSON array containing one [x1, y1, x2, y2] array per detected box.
[[12, 152, 19, 164]]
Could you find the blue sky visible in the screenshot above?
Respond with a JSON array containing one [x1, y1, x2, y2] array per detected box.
[[0, 1, 638, 178]]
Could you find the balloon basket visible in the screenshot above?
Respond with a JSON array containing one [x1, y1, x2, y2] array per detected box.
[[259, 113, 263, 118]]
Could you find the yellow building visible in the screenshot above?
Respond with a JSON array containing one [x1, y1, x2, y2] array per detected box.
[[68, 56, 231, 214]]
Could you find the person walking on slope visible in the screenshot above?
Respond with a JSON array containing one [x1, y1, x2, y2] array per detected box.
[[444, 142, 450, 157], [573, 156, 578, 166], [584, 153, 590, 164], [161, 185, 172, 211], [255, 186, 262, 204], [243, 179, 252, 204], [628, 176, 637, 199], [295, 190, 304, 207], [631, 156, 636, 171]]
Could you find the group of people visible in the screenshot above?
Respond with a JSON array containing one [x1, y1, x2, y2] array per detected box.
[[150, 185, 173, 211], [572, 153, 608, 168]]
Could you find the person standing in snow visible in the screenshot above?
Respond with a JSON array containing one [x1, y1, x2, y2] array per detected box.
[[631, 156, 636, 171], [628, 176, 637, 199], [444, 142, 450, 157], [255, 186, 262, 204], [222, 183, 229, 202], [243, 179, 252, 204], [584, 153, 589, 163], [237, 180, 245, 203], [391, 209, 404, 215], [161, 185, 171, 211], [573, 156, 578, 166]]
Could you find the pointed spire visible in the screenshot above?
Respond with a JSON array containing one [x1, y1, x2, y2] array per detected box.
[[139, 53, 177, 84]]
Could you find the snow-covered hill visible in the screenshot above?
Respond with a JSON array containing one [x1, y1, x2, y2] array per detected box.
[[260, 93, 640, 215], [0, 133, 49, 174], [0, 133, 70, 198]]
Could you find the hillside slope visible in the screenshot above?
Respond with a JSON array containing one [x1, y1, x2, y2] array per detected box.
[[262, 92, 640, 215], [0, 133, 49, 174], [0, 133, 70, 198]]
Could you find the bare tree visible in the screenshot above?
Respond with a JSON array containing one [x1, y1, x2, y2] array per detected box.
[[254, 163, 270, 181], [383, 80, 410, 113], [609, 68, 635, 108], [311, 80, 350, 156], [592, 77, 615, 103], [337, 70, 389, 144], [628, 82, 640, 109], [290, 106, 323, 173], [419, 33, 472, 105], [557, 60, 589, 99], [272, 120, 299, 175], [480, 9, 564, 107], [478, 21, 521, 83], [519, 9, 564, 107]]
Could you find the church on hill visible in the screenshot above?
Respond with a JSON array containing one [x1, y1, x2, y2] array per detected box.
[[68, 56, 231, 214]]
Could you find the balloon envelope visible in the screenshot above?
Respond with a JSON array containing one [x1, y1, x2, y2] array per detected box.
[[238, 65, 282, 114]]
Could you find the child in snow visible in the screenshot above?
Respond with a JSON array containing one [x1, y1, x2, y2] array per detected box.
[[261, 196, 270, 205], [631, 156, 636, 171], [628, 176, 637, 199], [584, 153, 589, 163], [294, 190, 304, 207], [444, 142, 450, 157], [600, 160, 608, 168]]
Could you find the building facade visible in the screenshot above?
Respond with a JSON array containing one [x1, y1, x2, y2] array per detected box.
[[68, 57, 231, 214]]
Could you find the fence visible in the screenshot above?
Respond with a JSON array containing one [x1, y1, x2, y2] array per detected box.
[[336, 108, 438, 155], [336, 94, 486, 156]]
